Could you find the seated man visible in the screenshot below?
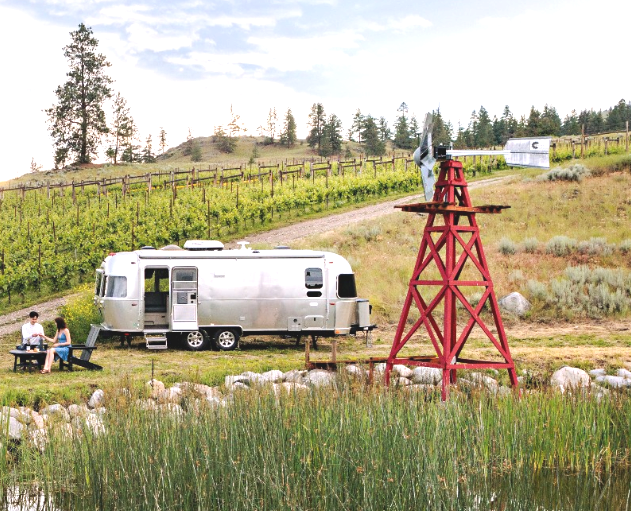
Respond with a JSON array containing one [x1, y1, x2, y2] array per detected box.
[[22, 311, 45, 349]]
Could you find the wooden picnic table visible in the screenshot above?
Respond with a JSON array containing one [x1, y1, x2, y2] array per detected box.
[[10, 349, 46, 372]]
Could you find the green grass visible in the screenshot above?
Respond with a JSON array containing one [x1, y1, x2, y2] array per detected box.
[[4, 389, 631, 510]]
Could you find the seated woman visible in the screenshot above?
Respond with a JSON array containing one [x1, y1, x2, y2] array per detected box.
[[40, 317, 72, 374]]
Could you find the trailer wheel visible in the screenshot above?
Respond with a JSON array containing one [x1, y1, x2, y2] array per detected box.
[[184, 330, 210, 351], [214, 329, 239, 351]]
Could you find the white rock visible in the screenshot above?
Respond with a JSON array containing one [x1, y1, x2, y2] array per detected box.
[[305, 369, 337, 388], [7, 417, 25, 441], [147, 379, 166, 396], [589, 368, 606, 378], [497, 386, 513, 397], [30, 412, 45, 430], [157, 403, 184, 417], [230, 381, 250, 391], [411, 367, 442, 385], [158, 387, 183, 403], [260, 370, 284, 384], [225, 375, 251, 387], [498, 292, 531, 317], [617, 368, 631, 379], [283, 369, 307, 383], [28, 428, 48, 451], [469, 373, 500, 393], [68, 404, 90, 418], [373, 363, 386, 376], [205, 396, 224, 409], [345, 365, 367, 379], [392, 365, 413, 378], [274, 382, 310, 396], [40, 404, 70, 423], [84, 413, 106, 436], [88, 389, 105, 409], [14, 407, 32, 425], [550, 367, 591, 393], [596, 375, 631, 389], [396, 377, 412, 386]]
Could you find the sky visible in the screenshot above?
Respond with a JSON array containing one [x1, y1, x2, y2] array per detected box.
[[0, 0, 629, 182]]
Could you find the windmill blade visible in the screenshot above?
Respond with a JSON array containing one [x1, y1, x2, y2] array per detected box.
[[503, 137, 551, 168], [413, 113, 436, 201]]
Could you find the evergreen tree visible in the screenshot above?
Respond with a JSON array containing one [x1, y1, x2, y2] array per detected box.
[[45, 23, 113, 167], [183, 128, 193, 156], [431, 108, 452, 146], [562, 110, 580, 136], [606, 99, 630, 132], [190, 140, 202, 162], [121, 118, 140, 163], [540, 104, 561, 136], [107, 92, 131, 164], [159, 128, 167, 155], [526, 106, 541, 136], [378, 116, 391, 142], [408, 115, 420, 144], [258, 107, 277, 145], [142, 134, 156, 163], [393, 102, 412, 149], [279, 109, 297, 147], [475, 106, 493, 147], [350, 109, 364, 143], [306, 103, 326, 151], [362, 115, 386, 156], [321, 114, 343, 157], [214, 126, 236, 153]]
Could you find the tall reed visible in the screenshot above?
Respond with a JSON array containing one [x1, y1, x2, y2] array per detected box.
[[8, 387, 631, 510]]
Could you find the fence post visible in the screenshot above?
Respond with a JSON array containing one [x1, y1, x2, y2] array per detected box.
[[627, 121, 629, 153], [581, 125, 585, 159]]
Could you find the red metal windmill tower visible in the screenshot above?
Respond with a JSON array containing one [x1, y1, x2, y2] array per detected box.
[[385, 156, 522, 400]]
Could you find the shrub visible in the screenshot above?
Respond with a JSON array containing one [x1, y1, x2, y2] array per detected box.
[[618, 239, 631, 254], [498, 237, 517, 255], [525, 280, 548, 301], [546, 236, 577, 256], [521, 237, 539, 254], [536, 164, 591, 182], [577, 237, 613, 256]]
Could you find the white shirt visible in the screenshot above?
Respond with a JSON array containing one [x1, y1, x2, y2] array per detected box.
[[22, 322, 45, 345]]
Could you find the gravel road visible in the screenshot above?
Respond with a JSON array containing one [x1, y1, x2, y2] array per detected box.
[[0, 175, 513, 337]]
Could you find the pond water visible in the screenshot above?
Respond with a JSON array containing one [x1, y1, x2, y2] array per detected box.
[[2, 468, 630, 510]]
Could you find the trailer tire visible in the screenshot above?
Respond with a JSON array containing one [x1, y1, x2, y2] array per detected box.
[[214, 329, 239, 351], [184, 330, 210, 351]]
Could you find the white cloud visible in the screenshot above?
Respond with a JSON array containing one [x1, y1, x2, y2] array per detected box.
[[363, 14, 432, 32], [126, 22, 197, 52]]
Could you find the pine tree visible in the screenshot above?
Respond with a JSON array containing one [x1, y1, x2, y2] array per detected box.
[[320, 114, 343, 157], [45, 23, 113, 167], [214, 126, 236, 153], [142, 134, 156, 163], [159, 128, 167, 155], [475, 106, 493, 148], [393, 102, 412, 149], [190, 140, 202, 162], [362, 115, 386, 156], [183, 128, 193, 156], [107, 92, 131, 164], [306, 103, 326, 151], [279, 109, 297, 147], [121, 118, 140, 163], [378, 117, 391, 142], [350, 109, 364, 143], [540, 105, 561, 136], [431, 108, 452, 146]]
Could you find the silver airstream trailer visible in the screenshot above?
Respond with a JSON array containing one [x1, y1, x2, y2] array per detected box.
[[94, 240, 373, 351]]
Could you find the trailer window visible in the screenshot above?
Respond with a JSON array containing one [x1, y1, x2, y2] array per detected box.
[[106, 276, 127, 298], [337, 274, 357, 298], [305, 268, 323, 289]]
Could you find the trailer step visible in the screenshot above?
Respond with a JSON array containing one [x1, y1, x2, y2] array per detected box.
[[145, 333, 168, 350]]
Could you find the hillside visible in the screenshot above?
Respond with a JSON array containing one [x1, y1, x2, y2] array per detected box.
[[3, 136, 372, 188]]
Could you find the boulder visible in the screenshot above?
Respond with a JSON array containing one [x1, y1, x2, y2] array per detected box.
[[6, 417, 25, 441], [284, 369, 307, 384], [28, 428, 48, 452], [260, 370, 284, 384], [135, 399, 157, 411], [469, 373, 499, 393], [595, 375, 631, 389], [589, 368, 606, 378], [617, 368, 631, 380], [498, 292, 531, 317], [84, 413, 106, 436], [68, 404, 89, 418], [345, 365, 367, 379], [158, 387, 183, 403], [395, 377, 412, 387], [372, 363, 386, 376], [550, 367, 591, 393], [392, 365, 413, 379], [30, 412, 45, 430], [273, 382, 310, 396], [147, 379, 166, 396], [411, 367, 442, 385], [40, 404, 70, 423], [225, 374, 251, 387], [88, 389, 105, 409], [305, 369, 336, 388], [157, 403, 184, 417], [230, 381, 250, 391]]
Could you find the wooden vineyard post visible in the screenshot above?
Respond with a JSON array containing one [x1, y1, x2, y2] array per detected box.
[[581, 125, 585, 159], [385, 159, 519, 401], [627, 121, 629, 153]]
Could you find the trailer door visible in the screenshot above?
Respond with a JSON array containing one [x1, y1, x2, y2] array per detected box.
[[171, 267, 198, 331]]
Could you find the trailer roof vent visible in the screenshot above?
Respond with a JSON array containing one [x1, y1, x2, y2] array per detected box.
[[161, 244, 184, 251], [275, 245, 291, 250], [183, 240, 224, 251], [140, 246, 155, 250]]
